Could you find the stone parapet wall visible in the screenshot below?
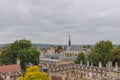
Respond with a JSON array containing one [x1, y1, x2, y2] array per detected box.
[[49, 63, 120, 80]]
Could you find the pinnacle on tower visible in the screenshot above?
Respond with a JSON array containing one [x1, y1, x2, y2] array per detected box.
[[68, 34, 71, 46]]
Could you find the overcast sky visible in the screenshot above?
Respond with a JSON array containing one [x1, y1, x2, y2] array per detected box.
[[0, 0, 120, 45]]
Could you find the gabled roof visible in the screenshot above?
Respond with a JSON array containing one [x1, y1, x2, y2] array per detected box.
[[44, 53, 61, 59], [0, 64, 21, 74]]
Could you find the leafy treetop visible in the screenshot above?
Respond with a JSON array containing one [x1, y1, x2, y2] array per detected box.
[[19, 66, 50, 80], [0, 39, 40, 70]]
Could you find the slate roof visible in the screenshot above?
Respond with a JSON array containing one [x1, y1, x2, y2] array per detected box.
[[66, 45, 83, 51], [44, 53, 62, 59], [0, 64, 21, 74]]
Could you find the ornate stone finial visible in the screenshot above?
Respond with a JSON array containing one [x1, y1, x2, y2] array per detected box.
[[99, 61, 102, 68], [115, 62, 118, 68], [17, 58, 20, 65], [114, 62, 118, 71], [87, 60, 89, 66], [106, 62, 108, 68], [107, 61, 112, 69], [91, 62, 93, 66], [80, 60, 83, 66]]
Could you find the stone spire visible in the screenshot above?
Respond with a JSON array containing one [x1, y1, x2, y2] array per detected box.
[[68, 34, 71, 46]]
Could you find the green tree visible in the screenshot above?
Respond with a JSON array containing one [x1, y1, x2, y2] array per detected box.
[[88, 49, 102, 66], [83, 45, 87, 48], [0, 39, 40, 69], [55, 45, 63, 53], [83, 45, 91, 49], [75, 52, 86, 64], [19, 66, 50, 80], [110, 48, 120, 67], [88, 40, 113, 66]]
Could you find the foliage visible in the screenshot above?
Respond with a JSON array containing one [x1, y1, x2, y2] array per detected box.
[[110, 48, 120, 67], [116, 45, 120, 49], [0, 39, 40, 69], [94, 40, 113, 54], [55, 45, 63, 53], [88, 40, 113, 66], [75, 52, 86, 64], [88, 49, 102, 66], [83, 45, 91, 49], [18, 66, 50, 80]]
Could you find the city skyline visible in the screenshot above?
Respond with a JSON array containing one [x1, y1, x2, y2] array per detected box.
[[0, 0, 120, 45]]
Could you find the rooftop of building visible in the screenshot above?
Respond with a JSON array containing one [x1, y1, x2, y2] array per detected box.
[[0, 64, 21, 74]]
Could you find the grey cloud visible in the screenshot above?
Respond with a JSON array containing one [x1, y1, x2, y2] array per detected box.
[[0, 0, 120, 44]]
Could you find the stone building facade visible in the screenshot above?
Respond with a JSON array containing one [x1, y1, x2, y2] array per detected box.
[[49, 62, 120, 80]]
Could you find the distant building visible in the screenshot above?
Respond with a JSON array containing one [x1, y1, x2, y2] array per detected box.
[[0, 64, 22, 80], [39, 35, 92, 68], [40, 53, 74, 68], [49, 62, 120, 80], [64, 35, 91, 58], [43, 53, 62, 60]]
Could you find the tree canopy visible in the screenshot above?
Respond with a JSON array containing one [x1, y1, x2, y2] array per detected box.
[[110, 48, 120, 67], [88, 40, 113, 66], [0, 39, 40, 69], [55, 45, 63, 53], [19, 66, 50, 80], [88, 49, 102, 66], [75, 52, 86, 64]]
